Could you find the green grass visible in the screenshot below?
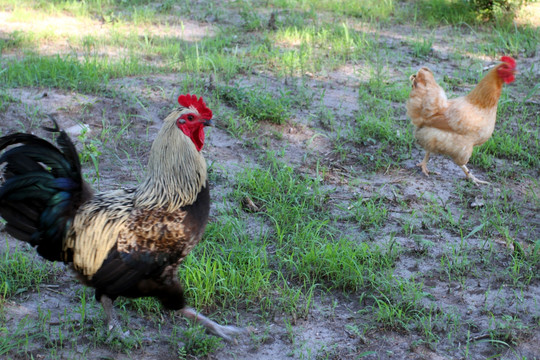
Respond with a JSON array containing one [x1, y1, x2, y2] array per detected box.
[[214, 84, 292, 124], [0, 30, 30, 54], [413, 0, 478, 25], [1, 53, 152, 93], [343, 195, 389, 231], [410, 36, 433, 58], [181, 153, 409, 323], [181, 216, 273, 310], [270, 0, 395, 20], [0, 90, 18, 113], [0, 317, 41, 356], [351, 90, 415, 169], [262, 22, 377, 76], [0, 0, 184, 20], [483, 23, 540, 57], [227, 153, 440, 333], [171, 322, 224, 358], [0, 241, 62, 299], [471, 99, 540, 170]]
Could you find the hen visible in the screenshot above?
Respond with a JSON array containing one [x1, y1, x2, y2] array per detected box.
[[0, 94, 244, 341], [406, 56, 516, 185]]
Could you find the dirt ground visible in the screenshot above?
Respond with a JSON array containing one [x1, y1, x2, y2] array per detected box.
[[1, 3, 540, 360]]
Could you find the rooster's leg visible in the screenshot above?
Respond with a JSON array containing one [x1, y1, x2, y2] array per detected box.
[[180, 307, 249, 343], [417, 152, 431, 176], [100, 295, 130, 339], [460, 165, 490, 186]]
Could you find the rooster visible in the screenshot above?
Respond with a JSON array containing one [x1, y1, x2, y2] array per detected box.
[[406, 56, 516, 185], [0, 94, 245, 341]]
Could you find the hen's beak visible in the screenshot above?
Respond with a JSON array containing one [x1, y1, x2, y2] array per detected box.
[[409, 74, 417, 88], [204, 119, 214, 126]]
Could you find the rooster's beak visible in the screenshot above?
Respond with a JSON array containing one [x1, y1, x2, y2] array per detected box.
[[204, 119, 214, 127]]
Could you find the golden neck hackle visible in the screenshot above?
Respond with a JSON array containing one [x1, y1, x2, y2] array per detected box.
[[134, 109, 207, 212]]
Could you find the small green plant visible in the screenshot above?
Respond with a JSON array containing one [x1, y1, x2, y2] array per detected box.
[[0, 317, 40, 356], [172, 323, 224, 358], [1, 54, 150, 93], [411, 37, 433, 58], [487, 314, 530, 346], [344, 196, 389, 231], [240, 7, 264, 31], [215, 84, 291, 124], [77, 127, 102, 185], [0, 90, 18, 113], [280, 0, 395, 19], [470, 0, 516, 20], [0, 31, 28, 53], [0, 242, 61, 299]]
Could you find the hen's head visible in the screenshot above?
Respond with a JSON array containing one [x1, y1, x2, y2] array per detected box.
[[174, 94, 213, 151], [410, 67, 435, 89], [497, 56, 516, 84]]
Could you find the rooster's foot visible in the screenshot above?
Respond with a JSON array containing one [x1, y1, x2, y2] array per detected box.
[[180, 307, 251, 343], [207, 323, 249, 344], [100, 294, 131, 342], [105, 326, 131, 343]]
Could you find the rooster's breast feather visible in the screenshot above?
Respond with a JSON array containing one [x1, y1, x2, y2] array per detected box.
[[68, 184, 209, 296]]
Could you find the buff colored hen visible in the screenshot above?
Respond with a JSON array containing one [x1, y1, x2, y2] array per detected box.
[[406, 56, 516, 185]]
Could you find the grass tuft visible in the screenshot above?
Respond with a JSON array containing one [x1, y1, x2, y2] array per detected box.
[[1, 54, 152, 93], [215, 84, 291, 124], [0, 241, 62, 299]]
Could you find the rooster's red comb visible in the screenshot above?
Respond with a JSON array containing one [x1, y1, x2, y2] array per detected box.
[[178, 94, 213, 119], [500, 56, 516, 69]]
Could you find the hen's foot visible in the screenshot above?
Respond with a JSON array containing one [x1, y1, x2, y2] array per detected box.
[[467, 174, 490, 186], [180, 307, 251, 343], [416, 152, 438, 176], [460, 165, 490, 186], [416, 162, 430, 176]]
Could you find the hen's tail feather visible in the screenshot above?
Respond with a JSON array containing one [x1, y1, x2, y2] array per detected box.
[[0, 119, 90, 262]]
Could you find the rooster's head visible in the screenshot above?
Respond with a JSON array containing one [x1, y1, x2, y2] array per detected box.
[[137, 94, 213, 210], [174, 94, 213, 152]]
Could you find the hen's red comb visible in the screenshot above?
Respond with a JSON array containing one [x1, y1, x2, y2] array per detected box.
[[500, 56, 516, 69], [178, 94, 213, 119]]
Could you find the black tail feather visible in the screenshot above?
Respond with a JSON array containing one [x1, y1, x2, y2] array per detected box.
[[43, 117, 82, 176], [0, 119, 91, 262], [0, 203, 39, 237]]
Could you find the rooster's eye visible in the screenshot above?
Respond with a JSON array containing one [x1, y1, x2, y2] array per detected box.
[[187, 115, 194, 121]]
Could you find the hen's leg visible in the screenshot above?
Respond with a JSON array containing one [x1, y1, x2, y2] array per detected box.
[[416, 152, 431, 176], [180, 307, 249, 343], [460, 165, 490, 186], [100, 295, 130, 339]]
